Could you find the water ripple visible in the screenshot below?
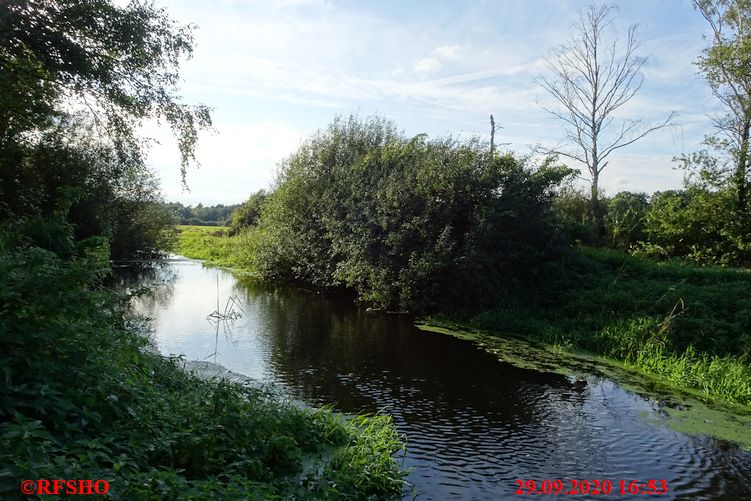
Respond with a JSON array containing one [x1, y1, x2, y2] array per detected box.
[[130, 260, 751, 501]]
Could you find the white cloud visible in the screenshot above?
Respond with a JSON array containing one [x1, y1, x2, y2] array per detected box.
[[144, 0, 717, 204], [433, 44, 466, 58], [145, 120, 302, 205], [414, 57, 442, 74]]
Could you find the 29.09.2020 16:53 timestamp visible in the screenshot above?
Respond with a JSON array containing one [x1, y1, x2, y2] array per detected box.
[[514, 479, 669, 496]]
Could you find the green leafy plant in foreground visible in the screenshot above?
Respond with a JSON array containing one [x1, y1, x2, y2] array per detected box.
[[0, 236, 405, 499]]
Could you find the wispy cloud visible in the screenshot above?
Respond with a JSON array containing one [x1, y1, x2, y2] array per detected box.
[[147, 0, 718, 204], [426, 60, 546, 87]]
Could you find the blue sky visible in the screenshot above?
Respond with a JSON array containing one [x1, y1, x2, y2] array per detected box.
[[145, 0, 718, 205]]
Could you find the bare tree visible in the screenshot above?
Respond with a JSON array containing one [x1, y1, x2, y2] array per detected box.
[[539, 3, 676, 236], [489, 114, 510, 154], [490, 114, 500, 154]]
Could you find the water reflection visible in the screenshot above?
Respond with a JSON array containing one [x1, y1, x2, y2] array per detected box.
[[110, 259, 178, 313], [125, 258, 751, 500]]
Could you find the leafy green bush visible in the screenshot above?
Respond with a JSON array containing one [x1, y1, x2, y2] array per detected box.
[[605, 191, 648, 249], [1, 0, 209, 260], [637, 188, 749, 265], [252, 115, 572, 312], [631, 150, 751, 266], [1, 118, 178, 259], [230, 190, 268, 235], [552, 184, 599, 245]]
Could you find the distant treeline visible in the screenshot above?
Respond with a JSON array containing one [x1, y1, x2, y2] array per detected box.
[[164, 202, 240, 226]]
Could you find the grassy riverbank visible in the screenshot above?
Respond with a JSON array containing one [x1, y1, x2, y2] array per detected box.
[[178, 225, 257, 271], [179, 227, 751, 410], [0, 238, 405, 499], [445, 248, 751, 409]]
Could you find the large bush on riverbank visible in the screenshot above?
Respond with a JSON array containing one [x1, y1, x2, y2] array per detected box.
[[252, 115, 572, 312], [11, 118, 179, 259]]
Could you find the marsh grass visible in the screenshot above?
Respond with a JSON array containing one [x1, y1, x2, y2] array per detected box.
[[314, 413, 407, 498], [177, 225, 259, 272]]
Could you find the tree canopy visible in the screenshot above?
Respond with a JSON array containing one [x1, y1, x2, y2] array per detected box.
[[695, 0, 751, 217], [0, 0, 211, 196], [0, 0, 211, 257]]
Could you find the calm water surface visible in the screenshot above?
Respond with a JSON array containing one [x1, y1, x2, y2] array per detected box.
[[121, 257, 751, 500]]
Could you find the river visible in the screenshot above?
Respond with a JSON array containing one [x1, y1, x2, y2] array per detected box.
[[119, 256, 751, 500]]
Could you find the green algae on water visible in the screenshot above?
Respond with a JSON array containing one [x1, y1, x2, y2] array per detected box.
[[417, 320, 751, 450]]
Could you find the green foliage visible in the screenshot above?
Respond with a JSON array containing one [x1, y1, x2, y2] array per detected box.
[[319, 414, 406, 498], [230, 191, 268, 235], [552, 186, 650, 249], [110, 198, 178, 259], [636, 189, 746, 265], [0, 0, 211, 184], [0, 235, 405, 499], [605, 191, 649, 249], [16, 212, 77, 258], [551, 150, 749, 266], [633, 150, 750, 265], [166, 203, 241, 227], [695, 0, 751, 215], [0, 0, 209, 259], [695, 0, 751, 101], [553, 183, 598, 244], [252, 115, 572, 311], [4, 117, 178, 258], [462, 247, 751, 406]]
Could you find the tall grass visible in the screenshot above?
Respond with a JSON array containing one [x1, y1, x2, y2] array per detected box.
[[461, 248, 751, 408]]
